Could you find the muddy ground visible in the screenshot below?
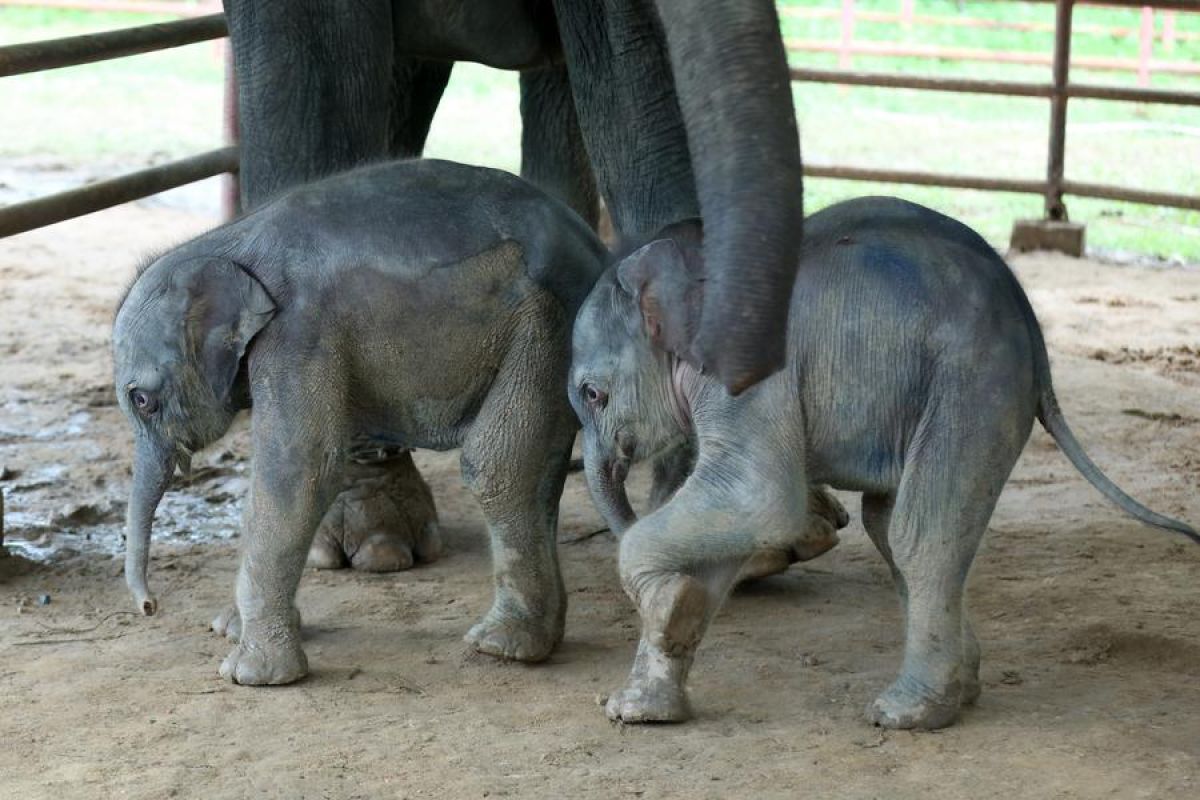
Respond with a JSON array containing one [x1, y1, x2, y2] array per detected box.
[[1, 204, 1198, 799]]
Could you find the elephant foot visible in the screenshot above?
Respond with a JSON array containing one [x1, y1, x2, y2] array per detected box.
[[464, 598, 564, 663], [211, 605, 300, 643], [738, 485, 847, 581], [605, 636, 695, 724], [867, 676, 962, 730], [309, 449, 442, 572], [605, 679, 691, 723], [219, 631, 308, 686]]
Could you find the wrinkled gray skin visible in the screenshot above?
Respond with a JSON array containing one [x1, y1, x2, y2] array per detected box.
[[113, 160, 609, 683], [572, 197, 1199, 729]]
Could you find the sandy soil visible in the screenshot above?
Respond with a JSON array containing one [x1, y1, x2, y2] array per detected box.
[[1, 204, 1198, 800]]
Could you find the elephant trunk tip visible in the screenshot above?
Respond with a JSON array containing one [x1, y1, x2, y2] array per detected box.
[[127, 572, 157, 616], [137, 594, 158, 617]]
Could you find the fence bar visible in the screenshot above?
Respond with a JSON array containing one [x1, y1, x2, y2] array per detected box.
[[0, 147, 238, 238], [1045, 0, 1074, 221], [790, 67, 1053, 98], [0, 13, 227, 77], [785, 38, 1200, 77], [1062, 180, 1200, 211], [1026, 0, 1199, 11], [1068, 81, 1200, 106], [0, 0, 219, 15], [802, 165, 1047, 196], [791, 67, 1200, 107]]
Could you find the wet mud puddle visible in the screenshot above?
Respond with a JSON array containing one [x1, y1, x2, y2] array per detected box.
[[0, 394, 248, 563]]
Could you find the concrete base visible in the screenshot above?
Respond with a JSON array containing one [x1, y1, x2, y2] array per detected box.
[[1009, 219, 1086, 257]]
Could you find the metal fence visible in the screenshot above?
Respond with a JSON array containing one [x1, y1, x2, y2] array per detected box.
[[789, 0, 1200, 221], [0, 0, 1197, 242], [0, 9, 233, 237]]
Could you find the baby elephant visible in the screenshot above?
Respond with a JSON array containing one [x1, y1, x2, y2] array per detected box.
[[113, 159, 607, 683], [570, 196, 1198, 729]]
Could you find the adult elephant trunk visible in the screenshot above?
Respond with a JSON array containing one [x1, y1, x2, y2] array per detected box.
[[654, 0, 803, 395], [125, 436, 174, 616], [582, 432, 638, 536]]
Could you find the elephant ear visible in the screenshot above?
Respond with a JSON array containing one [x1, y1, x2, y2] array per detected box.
[[183, 259, 276, 407], [617, 228, 705, 366]]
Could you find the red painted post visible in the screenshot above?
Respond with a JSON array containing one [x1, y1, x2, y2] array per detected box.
[[901, 0, 914, 30], [1163, 12, 1176, 53], [1138, 6, 1153, 87], [221, 40, 240, 220], [840, 0, 855, 70]]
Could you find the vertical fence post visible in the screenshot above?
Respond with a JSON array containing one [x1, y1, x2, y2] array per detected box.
[[839, 0, 855, 70], [1045, 0, 1073, 221], [1162, 11, 1176, 54], [901, 0, 914, 30], [221, 40, 239, 220], [1138, 7, 1154, 87]]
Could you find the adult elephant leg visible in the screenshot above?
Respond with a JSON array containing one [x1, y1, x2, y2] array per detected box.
[[388, 57, 454, 157], [519, 65, 599, 228], [306, 57, 452, 573], [551, 0, 698, 243], [224, 0, 395, 207]]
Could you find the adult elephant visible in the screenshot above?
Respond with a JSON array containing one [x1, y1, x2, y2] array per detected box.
[[222, 0, 803, 572]]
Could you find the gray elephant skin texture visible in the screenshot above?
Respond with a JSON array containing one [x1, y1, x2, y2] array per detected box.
[[570, 196, 1198, 730], [112, 159, 607, 685]]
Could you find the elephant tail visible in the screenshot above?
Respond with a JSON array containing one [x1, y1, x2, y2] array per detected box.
[[1036, 388, 1199, 544], [995, 249, 1200, 543]]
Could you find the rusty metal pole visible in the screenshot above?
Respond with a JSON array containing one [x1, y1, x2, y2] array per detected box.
[[1045, 0, 1073, 221], [221, 39, 240, 220]]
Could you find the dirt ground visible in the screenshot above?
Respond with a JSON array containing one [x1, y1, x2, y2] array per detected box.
[[1, 204, 1198, 800]]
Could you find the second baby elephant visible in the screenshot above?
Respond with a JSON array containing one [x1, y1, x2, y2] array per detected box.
[[571, 197, 1198, 729], [111, 159, 847, 684], [112, 159, 606, 683]]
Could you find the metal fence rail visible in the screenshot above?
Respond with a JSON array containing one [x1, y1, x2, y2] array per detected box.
[[0, 13, 225, 76], [0, 10, 232, 237], [0, 147, 237, 238]]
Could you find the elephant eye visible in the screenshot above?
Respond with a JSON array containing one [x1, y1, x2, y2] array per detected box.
[[582, 383, 608, 410], [130, 389, 160, 415]]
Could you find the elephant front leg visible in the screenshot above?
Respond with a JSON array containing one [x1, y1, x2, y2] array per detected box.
[[606, 572, 708, 722], [607, 476, 778, 723], [220, 416, 345, 685]]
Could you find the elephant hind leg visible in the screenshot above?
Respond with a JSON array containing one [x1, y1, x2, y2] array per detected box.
[[866, 405, 1023, 730]]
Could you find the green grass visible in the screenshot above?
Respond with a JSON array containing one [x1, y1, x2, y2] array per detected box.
[[1, 2, 1198, 262]]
